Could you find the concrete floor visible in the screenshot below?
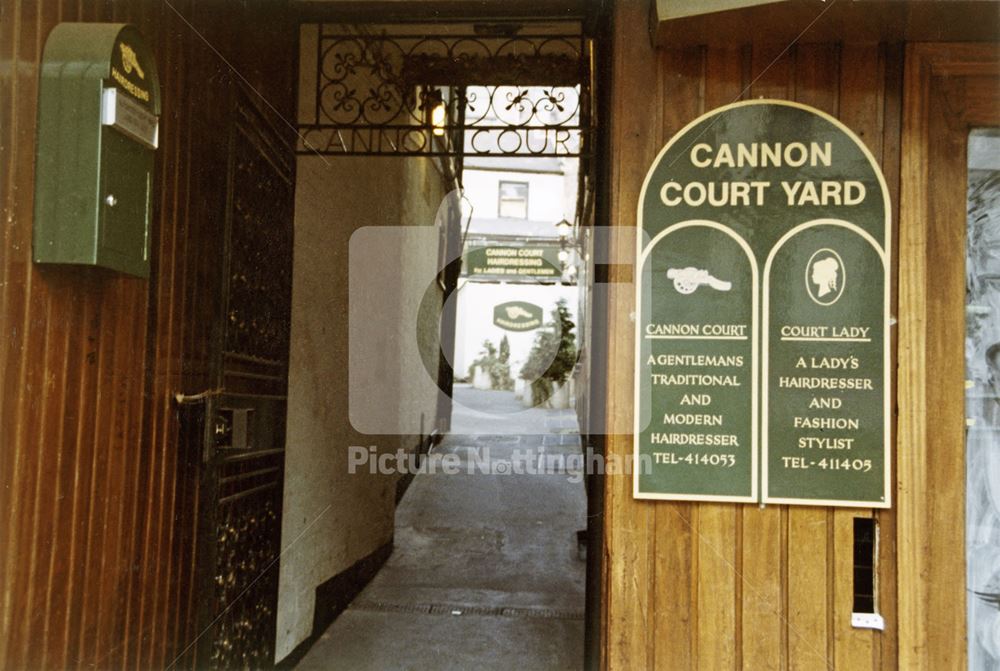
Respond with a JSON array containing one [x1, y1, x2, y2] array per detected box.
[[295, 387, 587, 671]]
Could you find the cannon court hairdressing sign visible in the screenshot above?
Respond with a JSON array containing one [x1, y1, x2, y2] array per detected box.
[[634, 100, 891, 508]]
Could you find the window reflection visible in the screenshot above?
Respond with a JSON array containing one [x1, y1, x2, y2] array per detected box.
[[966, 128, 1000, 670]]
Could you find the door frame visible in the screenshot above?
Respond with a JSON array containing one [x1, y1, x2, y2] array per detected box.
[[898, 42, 1000, 669]]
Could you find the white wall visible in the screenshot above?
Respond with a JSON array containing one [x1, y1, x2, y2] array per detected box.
[[453, 280, 580, 379], [278, 26, 449, 661], [276, 151, 445, 661]]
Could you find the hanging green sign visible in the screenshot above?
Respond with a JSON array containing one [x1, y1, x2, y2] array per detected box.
[[463, 244, 562, 280], [493, 301, 543, 331], [634, 100, 891, 508]]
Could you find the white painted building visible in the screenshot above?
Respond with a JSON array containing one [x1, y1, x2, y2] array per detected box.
[[452, 280, 579, 381], [454, 151, 581, 381]]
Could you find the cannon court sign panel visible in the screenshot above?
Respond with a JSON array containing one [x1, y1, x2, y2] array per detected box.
[[634, 100, 891, 508]]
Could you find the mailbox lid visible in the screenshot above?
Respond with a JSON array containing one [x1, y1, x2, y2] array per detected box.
[[38, 23, 160, 114]]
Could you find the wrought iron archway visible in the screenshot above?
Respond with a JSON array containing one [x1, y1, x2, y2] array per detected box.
[[297, 23, 595, 159]]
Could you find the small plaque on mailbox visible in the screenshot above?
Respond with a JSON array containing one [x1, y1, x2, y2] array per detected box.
[[102, 88, 159, 149]]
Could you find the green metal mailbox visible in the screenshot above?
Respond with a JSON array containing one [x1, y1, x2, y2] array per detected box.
[[33, 23, 160, 278]]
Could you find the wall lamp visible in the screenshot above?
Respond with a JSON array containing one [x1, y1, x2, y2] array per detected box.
[[424, 88, 447, 137], [555, 218, 580, 280]]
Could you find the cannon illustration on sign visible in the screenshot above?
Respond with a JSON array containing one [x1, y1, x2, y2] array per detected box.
[[666, 267, 732, 294]]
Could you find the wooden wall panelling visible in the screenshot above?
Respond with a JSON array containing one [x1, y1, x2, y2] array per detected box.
[[742, 42, 794, 671], [920, 51, 969, 671], [896, 42, 930, 671], [0, 2, 297, 669], [651, 44, 703, 671], [2, 1, 45, 666], [696, 44, 743, 671], [139, 5, 201, 667], [162, 9, 236, 666], [604, 11, 903, 668], [875, 41, 903, 671], [157, 15, 194, 670], [0, 2, 159, 667], [36, 2, 90, 656], [785, 41, 838, 671], [832, 42, 885, 671], [604, 1, 660, 668]]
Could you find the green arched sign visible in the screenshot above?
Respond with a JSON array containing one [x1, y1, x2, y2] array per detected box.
[[634, 100, 891, 508]]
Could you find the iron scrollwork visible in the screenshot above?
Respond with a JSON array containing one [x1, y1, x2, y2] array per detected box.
[[298, 25, 593, 157]]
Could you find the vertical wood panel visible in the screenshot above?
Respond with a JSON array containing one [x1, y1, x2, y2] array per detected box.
[[21, 0, 65, 636], [922, 97, 967, 669], [695, 45, 742, 671], [874, 42, 904, 671], [896, 44, 932, 671], [150, 6, 186, 663], [29, 273, 72, 669], [832, 42, 883, 671], [39, 275, 86, 671], [787, 42, 838, 671], [6, 2, 50, 666], [166, 23, 199, 665], [136, 7, 174, 660], [743, 42, 795, 671], [652, 44, 704, 671], [604, 2, 660, 668], [59, 277, 101, 669]]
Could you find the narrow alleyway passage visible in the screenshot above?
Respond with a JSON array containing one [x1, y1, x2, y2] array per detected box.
[[295, 386, 587, 670]]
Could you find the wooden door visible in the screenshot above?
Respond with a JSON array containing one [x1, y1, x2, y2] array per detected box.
[[898, 43, 1000, 670], [181, 85, 296, 669]]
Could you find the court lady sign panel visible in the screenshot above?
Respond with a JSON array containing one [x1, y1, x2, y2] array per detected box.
[[634, 100, 891, 508]]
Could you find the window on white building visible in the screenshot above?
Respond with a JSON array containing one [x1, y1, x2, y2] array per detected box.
[[498, 181, 529, 219]]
